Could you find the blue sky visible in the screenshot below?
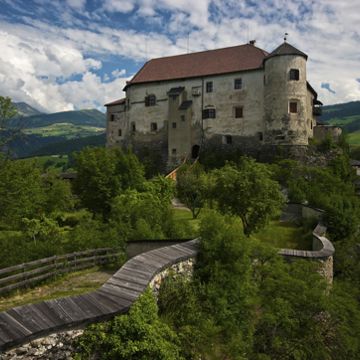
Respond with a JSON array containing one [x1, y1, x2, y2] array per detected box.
[[0, 0, 359, 112]]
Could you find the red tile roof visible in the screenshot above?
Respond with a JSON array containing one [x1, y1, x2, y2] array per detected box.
[[126, 44, 268, 87], [104, 98, 126, 106]]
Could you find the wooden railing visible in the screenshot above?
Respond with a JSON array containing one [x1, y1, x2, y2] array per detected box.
[[0, 239, 199, 351], [0, 248, 122, 296]]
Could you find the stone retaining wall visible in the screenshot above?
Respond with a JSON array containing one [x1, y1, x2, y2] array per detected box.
[[278, 204, 335, 283], [0, 258, 197, 360]]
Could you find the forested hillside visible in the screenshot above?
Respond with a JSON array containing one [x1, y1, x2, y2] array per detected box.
[[2, 101, 106, 157], [320, 101, 360, 144]]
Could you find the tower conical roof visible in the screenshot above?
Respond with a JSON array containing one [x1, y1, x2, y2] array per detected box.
[[264, 42, 308, 62]]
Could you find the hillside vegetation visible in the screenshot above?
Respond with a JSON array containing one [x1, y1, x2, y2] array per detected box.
[[2, 101, 106, 157], [320, 101, 360, 145]]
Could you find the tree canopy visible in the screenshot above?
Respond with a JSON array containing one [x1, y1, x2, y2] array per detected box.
[[210, 158, 284, 236], [73, 147, 145, 218]]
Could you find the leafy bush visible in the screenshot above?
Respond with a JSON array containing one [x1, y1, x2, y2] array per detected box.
[[75, 289, 184, 360]]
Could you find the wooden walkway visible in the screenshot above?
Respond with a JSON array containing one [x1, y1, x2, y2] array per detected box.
[[0, 240, 198, 352]]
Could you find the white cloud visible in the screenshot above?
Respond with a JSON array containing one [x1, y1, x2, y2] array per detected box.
[[103, 0, 136, 13], [0, 0, 359, 112], [112, 69, 126, 78], [66, 0, 87, 10]]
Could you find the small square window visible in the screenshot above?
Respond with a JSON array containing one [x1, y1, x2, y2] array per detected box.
[[172, 148, 177, 155], [172, 122, 177, 129], [118, 129, 122, 137], [289, 69, 299, 81], [202, 108, 216, 119], [132, 123, 136, 132], [145, 94, 156, 106], [235, 107, 243, 118], [181, 115, 185, 122], [206, 81, 213, 93], [258, 132, 263, 141], [151, 122, 157, 131], [289, 102, 298, 113], [110, 114, 115, 121], [234, 78, 242, 89]]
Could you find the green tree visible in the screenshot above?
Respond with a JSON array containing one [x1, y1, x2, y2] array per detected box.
[[0, 96, 19, 150], [0, 96, 17, 130], [110, 189, 170, 240], [42, 171, 75, 213], [76, 289, 184, 360], [73, 147, 145, 218], [176, 162, 207, 219], [195, 210, 257, 358], [0, 157, 45, 227], [211, 158, 284, 236]]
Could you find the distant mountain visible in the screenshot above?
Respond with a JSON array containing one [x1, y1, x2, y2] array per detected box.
[[13, 102, 44, 117], [318, 101, 360, 145], [319, 101, 360, 122], [319, 101, 360, 145], [1, 102, 107, 157], [9, 108, 106, 129], [31, 133, 106, 156]]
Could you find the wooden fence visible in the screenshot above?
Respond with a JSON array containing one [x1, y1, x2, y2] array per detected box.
[[0, 248, 121, 296]]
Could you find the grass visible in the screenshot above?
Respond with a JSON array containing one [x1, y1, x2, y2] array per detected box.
[[252, 220, 313, 250], [327, 115, 360, 126], [0, 267, 114, 312], [347, 131, 360, 145], [18, 154, 69, 171], [172, 208, 201, 237], [23, 122, 105, 139], [171, 208, 313, 250]]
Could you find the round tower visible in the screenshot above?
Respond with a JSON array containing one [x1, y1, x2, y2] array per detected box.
[[263, 42, 310, 146]]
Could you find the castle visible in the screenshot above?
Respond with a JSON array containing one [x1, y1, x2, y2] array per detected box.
[[106, 41, 322, 166]]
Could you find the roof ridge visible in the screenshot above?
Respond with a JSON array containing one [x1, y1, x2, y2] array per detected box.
[[147, 43, 267, 62]]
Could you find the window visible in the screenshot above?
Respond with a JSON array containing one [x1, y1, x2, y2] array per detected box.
[[118, 129, 122, 137], [234, 78, 242, 89], [206, 81, 213, 93], [172, 148, 177, 155], [132, 123, 136, 132], [258, 132, 263, 141], [172, 122, 177, 129], [289, 69, 299, 81], [145, 94, 156, 106], [224, 135, 232, 144], [235, 106, 243, 118], [202, 108, 216, 119], [150, 122, 157, 131], [110, 114, 115, 121], [181, 115, 185, 122], [289, 101, 298, 113]]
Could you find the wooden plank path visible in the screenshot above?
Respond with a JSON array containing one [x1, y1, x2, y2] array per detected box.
[[0, 240, 199, 352]]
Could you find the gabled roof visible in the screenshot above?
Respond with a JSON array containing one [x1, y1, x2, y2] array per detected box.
[[104, 98, 126, 107], [125, 44, 268, 88], [265, 42, 308, 62]]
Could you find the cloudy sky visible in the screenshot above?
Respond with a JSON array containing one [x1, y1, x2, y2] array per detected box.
[[0, 0, 359, 113]]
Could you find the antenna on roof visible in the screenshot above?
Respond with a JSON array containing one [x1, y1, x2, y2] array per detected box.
[[187, 32, 190, 53], [284, 32, 289, 42]]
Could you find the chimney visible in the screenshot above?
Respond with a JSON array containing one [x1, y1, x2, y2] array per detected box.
[[249, 40, 256, 45]]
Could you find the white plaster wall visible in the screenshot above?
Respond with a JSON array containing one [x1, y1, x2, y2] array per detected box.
[[123, 70, 265, 138], [264, 55, 309, 145], [107, 103, 127, 147], [202, 70, 265, 138]]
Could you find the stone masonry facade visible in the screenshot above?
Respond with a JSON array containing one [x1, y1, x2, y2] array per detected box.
[[106, 41, 322, 168]]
